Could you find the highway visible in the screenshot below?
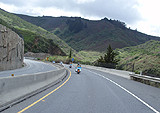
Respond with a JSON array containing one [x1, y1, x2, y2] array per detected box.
[[2, 64, 160, 113], [0, 59, 56, 77]]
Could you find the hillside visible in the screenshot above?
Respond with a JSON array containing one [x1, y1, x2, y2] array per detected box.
[[0, 9, 73, 55], [116, 40, 160, 77], [16, 14, 160, 52]]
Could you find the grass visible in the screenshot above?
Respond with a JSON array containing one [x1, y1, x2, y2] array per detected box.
[[14, 28, 65, 55], [0, 9, 72, 55], [77, 51, 103, 63], [47, 51, 103, 65], [116, 40, 160, 78]]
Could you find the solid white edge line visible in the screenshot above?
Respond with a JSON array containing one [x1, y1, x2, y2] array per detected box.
[[86, 69, 159, 113]]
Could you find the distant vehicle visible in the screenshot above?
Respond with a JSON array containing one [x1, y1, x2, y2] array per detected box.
[[69, 64, 72, 68], [69, 62, 72, 68], [52, 61, 55, 64], [60, 61, 63, 65]]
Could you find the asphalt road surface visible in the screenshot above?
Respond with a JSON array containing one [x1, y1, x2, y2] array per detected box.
[[2, 65, 160, 113], [0, 59, 56, 77]]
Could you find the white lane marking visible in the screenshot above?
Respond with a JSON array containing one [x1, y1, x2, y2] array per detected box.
[[86, 69, 160, 113]]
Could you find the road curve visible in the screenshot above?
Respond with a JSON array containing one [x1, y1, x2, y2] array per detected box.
[[2, 65, 160, 113], [0, 59, 56, 77]]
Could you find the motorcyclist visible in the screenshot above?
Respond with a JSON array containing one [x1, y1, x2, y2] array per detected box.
[[69, 62, 72, 68], [76, 63, 81, 73], [77, 63, 81, 67], [60, 61, 63, 65]]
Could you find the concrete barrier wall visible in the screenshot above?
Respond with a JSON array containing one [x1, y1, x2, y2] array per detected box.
[[0, 67, 66, 110]]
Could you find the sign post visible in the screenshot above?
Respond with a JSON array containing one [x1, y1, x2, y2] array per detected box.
[[46, 57, 49, 61]]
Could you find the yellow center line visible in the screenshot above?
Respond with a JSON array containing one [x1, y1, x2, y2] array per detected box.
[[18, 69, 71, 113]]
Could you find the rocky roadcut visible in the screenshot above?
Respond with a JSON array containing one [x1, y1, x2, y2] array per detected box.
[[0, 24, 24, 71]]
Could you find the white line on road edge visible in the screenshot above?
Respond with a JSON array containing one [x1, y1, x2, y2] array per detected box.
[[87, 70, 159, 113]]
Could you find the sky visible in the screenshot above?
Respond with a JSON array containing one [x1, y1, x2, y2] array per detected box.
[[0, 0, 160, 37]]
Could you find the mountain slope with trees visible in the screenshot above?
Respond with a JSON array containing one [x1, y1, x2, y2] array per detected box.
[[116, 40, 160, 77], [0, 9, 73, 55], [16, 14, 160, 52]]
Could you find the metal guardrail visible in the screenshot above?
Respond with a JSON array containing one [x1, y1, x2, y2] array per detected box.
[[130, 74, 160, 88]]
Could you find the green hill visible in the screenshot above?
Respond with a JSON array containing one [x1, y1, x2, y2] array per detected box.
[[15, 15, 160, 52], [0, 9, 73, 55], [116, 40, 160, 77]]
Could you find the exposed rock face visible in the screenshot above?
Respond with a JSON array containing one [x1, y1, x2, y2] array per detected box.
[[0, 24, 24, 71], [24, 52, 50, 59]]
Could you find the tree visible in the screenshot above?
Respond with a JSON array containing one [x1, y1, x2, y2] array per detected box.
[[104, 45, 116, 63], [96, 44, 118, 68], [69, 49, 72, 58], [97, 56, 104, 63]]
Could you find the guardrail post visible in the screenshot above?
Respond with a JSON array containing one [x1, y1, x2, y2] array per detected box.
[[130, 74, 160, 88], [140, 71, 142, 76]]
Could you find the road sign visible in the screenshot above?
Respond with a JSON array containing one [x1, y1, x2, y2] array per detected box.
[[72, 58, 74, 62]]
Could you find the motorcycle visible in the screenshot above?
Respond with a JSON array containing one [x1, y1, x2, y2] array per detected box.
[[69, 64, 72, 68], [75, 67, 81, 74]]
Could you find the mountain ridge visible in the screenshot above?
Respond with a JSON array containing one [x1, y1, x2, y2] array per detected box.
[[15, 14, 160, 52], [0, 9, 73, 55]]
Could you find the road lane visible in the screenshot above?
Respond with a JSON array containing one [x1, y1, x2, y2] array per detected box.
[[0, 59, 56, 77], [2, 65, 160, 113], [86, 69, 160, 113], [86, 68, 160, 112]]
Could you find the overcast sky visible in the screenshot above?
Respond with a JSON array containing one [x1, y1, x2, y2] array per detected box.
[[0, 0, 160, 37]]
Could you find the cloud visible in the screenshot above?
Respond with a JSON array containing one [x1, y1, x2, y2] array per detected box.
[[0, 0, 31, 6], [1, 0, 160, 36], [76, 0, 141, 23], [0, 0, 141, 24]]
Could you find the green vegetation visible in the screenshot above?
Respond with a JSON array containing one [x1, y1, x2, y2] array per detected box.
[[95, 45, 119, 68], [69, 49, 72, 58], [48, 56, 71, 63], [15, 14, 160, 52], [48, 51, 102, 65], [16, 28, 65, 55], [1, 9, 160, 78], [116, 40, 160, 77], [0, 18, 65, 55], [77, 51, 103, 64], [0, 9, 72, 55], [66, 18, 85, 33]]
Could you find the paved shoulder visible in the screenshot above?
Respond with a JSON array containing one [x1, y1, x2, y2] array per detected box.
[[82, 65, 131, 79], [0, 59, 56, 77]]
